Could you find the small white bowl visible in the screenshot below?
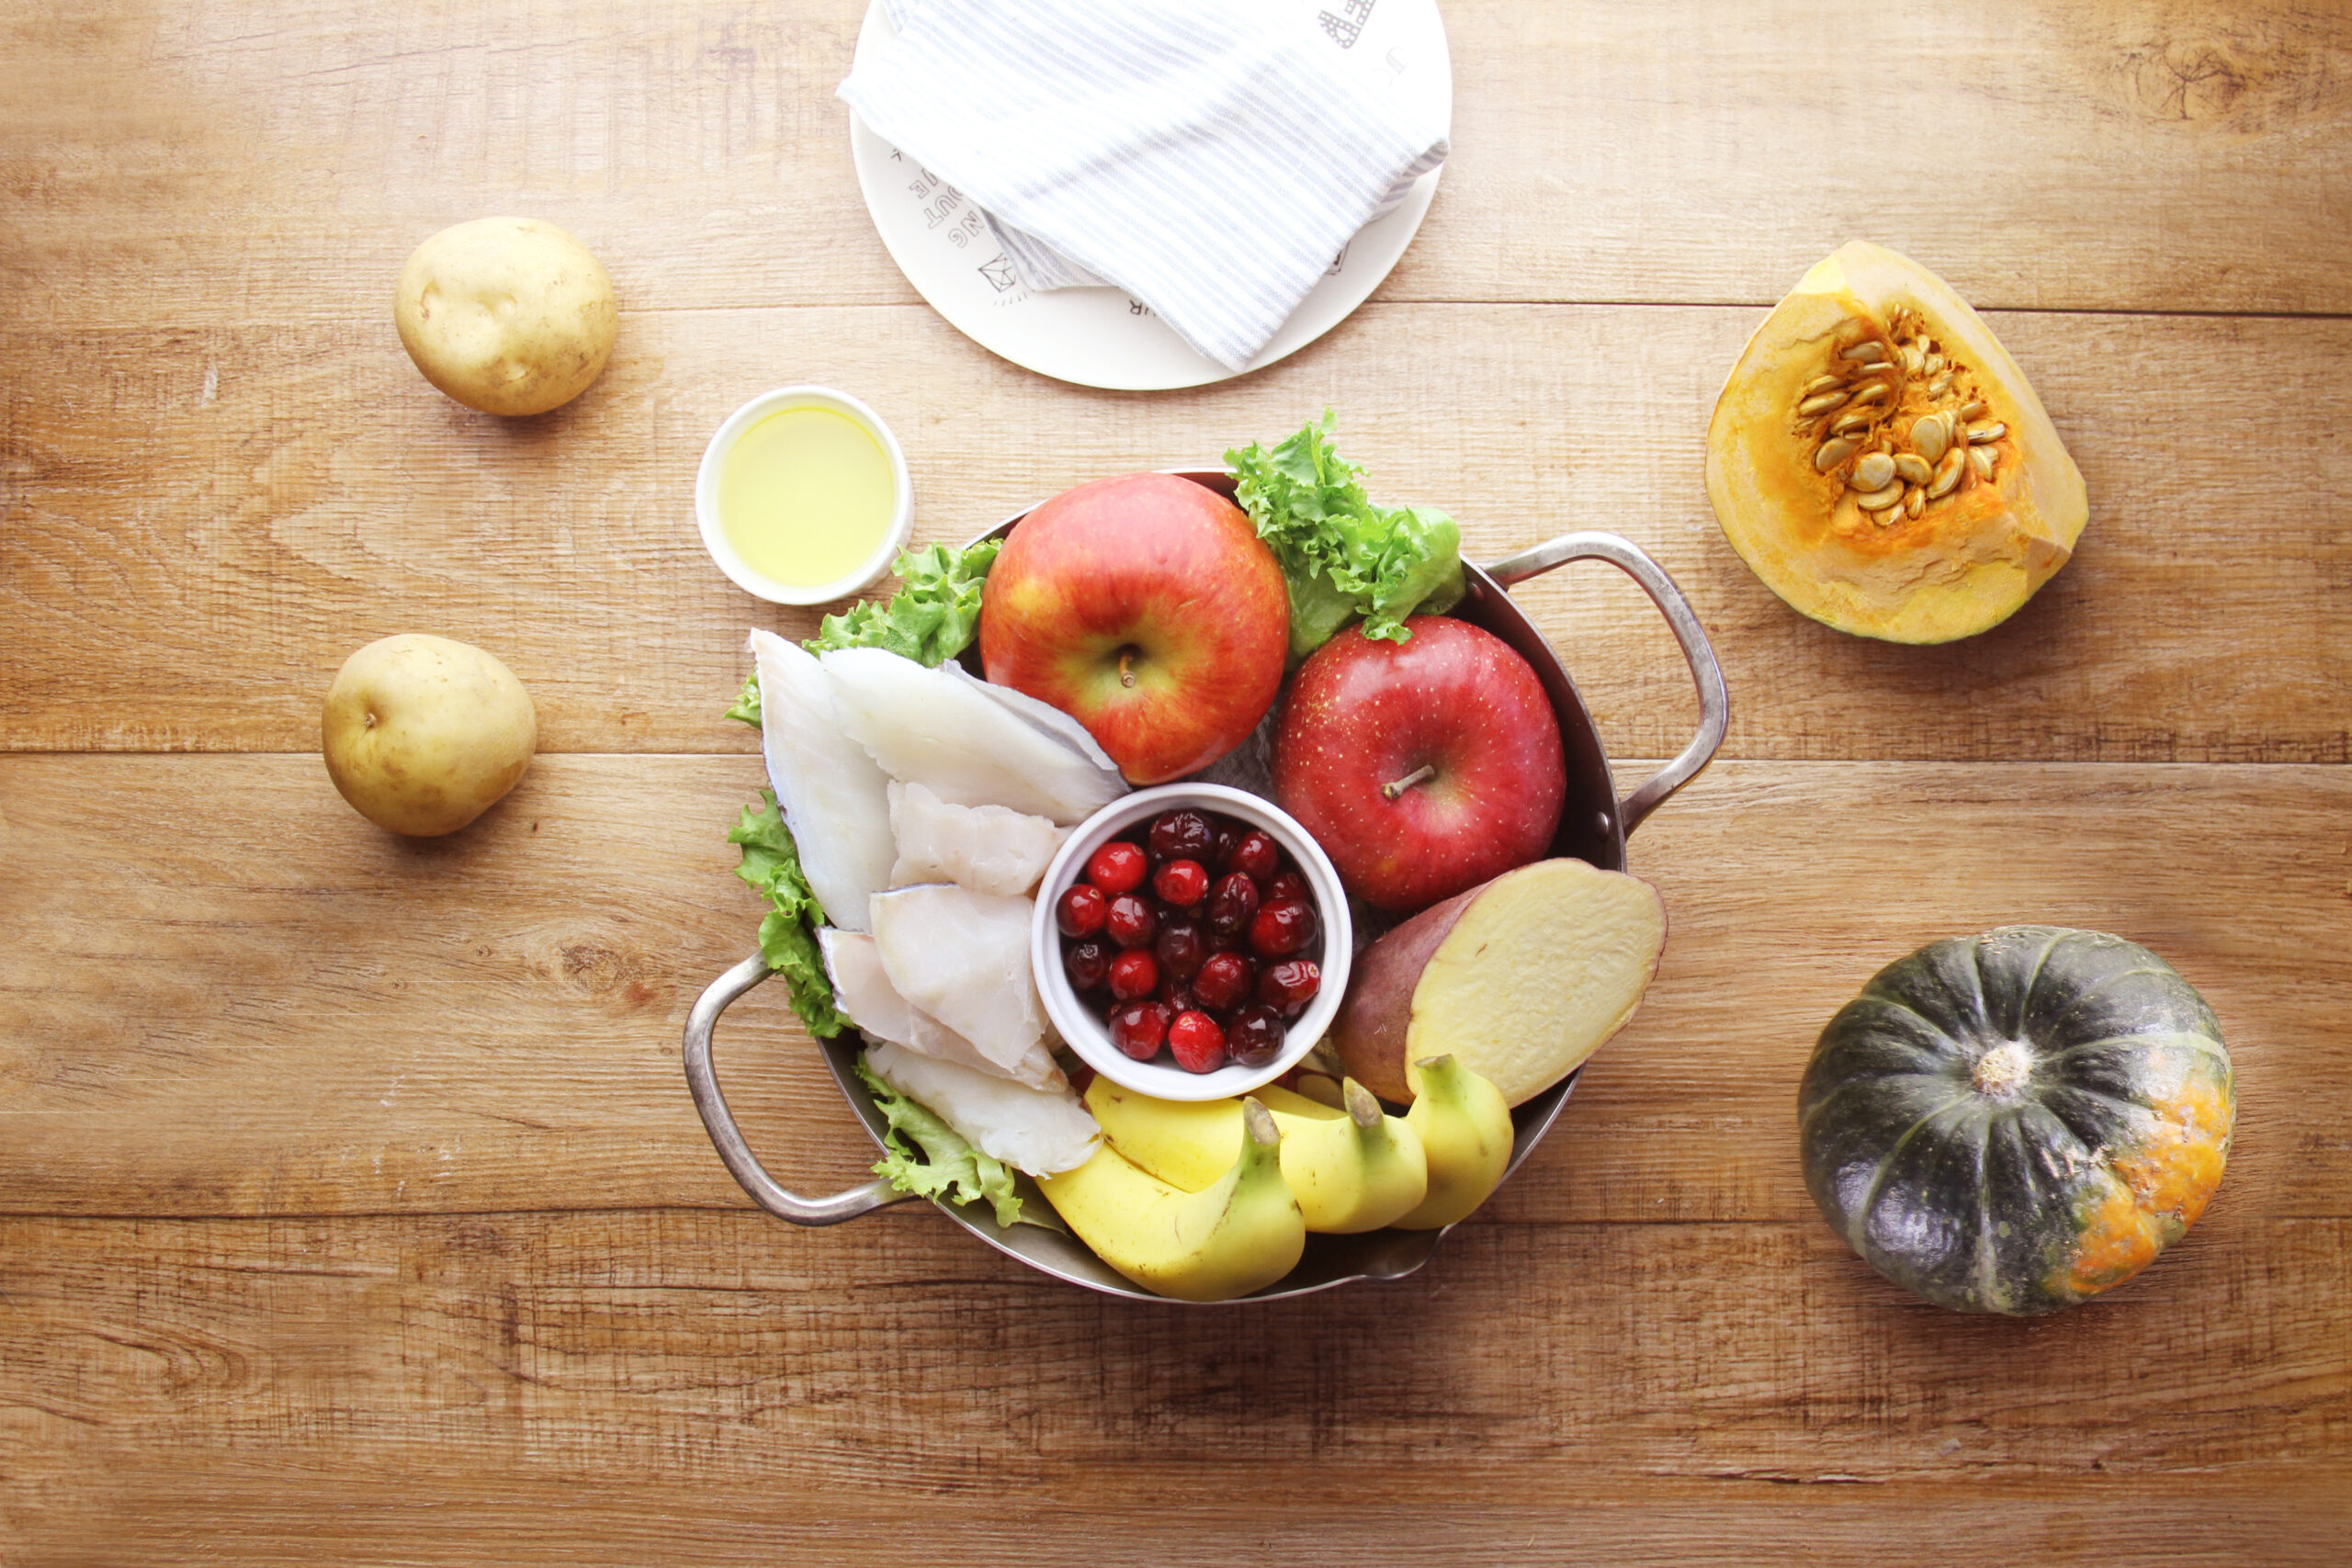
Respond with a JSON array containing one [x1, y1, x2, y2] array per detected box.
[[1035, 783, 1352, 1102], [694, 384, 913, 605]]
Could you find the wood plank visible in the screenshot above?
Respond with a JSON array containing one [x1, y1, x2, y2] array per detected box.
[[4, 305, 2346, 761], [6, 754, 2345, 1224], [11, 1472, 2352, 1568], [0, 1210, 2344, 1562], [7, 2, 2352, 321]]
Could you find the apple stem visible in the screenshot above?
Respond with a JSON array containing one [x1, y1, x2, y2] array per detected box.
[[1381, 763, 1437, 800], [1117, 649, 1137, 688]]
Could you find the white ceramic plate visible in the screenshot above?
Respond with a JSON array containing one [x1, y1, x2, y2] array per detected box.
[[846, 0, 1453, 390]]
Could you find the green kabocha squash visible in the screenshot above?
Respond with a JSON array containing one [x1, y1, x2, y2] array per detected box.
[[1800, 927, 2233, 1315]]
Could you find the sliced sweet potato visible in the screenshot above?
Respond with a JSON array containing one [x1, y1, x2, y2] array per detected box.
[[1332, 859, 1667, 1106]]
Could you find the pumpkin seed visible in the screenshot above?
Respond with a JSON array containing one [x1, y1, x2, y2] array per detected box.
[[1928, 448, 1964, 498], [1910, 414, 1951, 463], [1894, 453, 1933, 486], [1840, 342, 1890, 365], [1905, 488, 1925, 519], [1850, 453, 1896, 491], [1967, 421, 2007, 445], [1957, 400, 1986, 423], [1855, 480, 1905, 511], [1798, 390, 1848, 417], [1814, 436, 1859, 471], [1801, 373, 1846, 399], [1923, 352, 1945, 376], [1968, 446, 1996, 481], [1845, 383, 1889, 406], [1898, 344, 1925, 376], [1831, 408, 1875, 434]]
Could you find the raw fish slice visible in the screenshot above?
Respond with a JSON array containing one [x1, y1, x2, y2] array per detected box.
[[868, 884, 1045, 1075], [820, 647, 1125, 825], [820, 929, 1066, 1090], [888, 780, 1070, 897], [751, 630, 896, 932], [865, 1040, 1099, 1177], [942, 660, 1124, 779]]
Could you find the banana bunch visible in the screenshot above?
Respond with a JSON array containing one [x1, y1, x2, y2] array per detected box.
[[1038, 1054, 1516, 1302]]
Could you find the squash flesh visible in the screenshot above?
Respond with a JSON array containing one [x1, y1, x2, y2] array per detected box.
[[1706, 243, 2088, 643]]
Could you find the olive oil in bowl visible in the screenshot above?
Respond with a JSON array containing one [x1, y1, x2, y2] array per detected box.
[[696, 387, 911, 604]]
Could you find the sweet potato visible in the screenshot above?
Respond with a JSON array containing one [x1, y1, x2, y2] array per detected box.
[[1332, 859, 1667, 1106]]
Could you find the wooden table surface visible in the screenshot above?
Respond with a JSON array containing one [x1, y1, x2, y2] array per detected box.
[[6, 2, 2348, 1562]]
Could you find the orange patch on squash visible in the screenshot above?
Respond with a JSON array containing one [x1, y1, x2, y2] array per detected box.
[[2061, 1178, 2165, 1297], [2058, 1077, 2233, 1300], [2112, 1077, 2233, 1229]]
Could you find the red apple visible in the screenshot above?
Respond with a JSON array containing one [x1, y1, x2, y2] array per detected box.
[[980, 473, 1289, 784], [1273, 616, 1566, 914]]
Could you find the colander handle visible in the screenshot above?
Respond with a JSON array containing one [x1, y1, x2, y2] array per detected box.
[[1481, 532, 1730, 835], [683, 953, 914, 1225]]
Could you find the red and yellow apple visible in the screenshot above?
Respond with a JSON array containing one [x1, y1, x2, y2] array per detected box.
[[980, 473, 1289, 784], [1273, 616, 1566, 914]]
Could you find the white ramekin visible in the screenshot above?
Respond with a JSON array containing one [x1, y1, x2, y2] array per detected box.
[[1034, 783, 1352, 1103], [693, 384, 913, 605]]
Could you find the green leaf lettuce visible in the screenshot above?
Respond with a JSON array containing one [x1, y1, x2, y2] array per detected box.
[[854, 1055, 1031, 1228], [727, 788, 852, 1038], [806, 538, 1001, 667], [1226, 412, 1464, 657], [723, 671, 763, 728]]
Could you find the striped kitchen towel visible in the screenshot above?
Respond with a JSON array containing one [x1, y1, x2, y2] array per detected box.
[[840, 0, 1448, 372]]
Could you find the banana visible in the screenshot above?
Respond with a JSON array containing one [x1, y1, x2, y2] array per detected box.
[[1087, 1076, 1430, 1235], [1392, 1054, 1516, 1229], [1038, 1099, 1304, 1302]]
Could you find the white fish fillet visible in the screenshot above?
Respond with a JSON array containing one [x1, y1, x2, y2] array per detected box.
[[888, 780, 1070, 897], [942, 660, 1124, 779], [865, 1040, 1099, 1177], [868, 884, 1045, 1076], [820, 646, 1125, 825], [750, 630, 896, 933], [819, 928, 1065, 1091]]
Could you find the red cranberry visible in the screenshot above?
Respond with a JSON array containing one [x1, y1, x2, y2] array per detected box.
[[1109, 999, 1168, 1060], [1192, 951, 1254, 1012], [1156, 858, 1210, 908], [1226, 1004, 1286, 1068], [1257, 958, 1321, 1017], [1106, 892, 1159, 949], [1209, 820, 1241, 870], [1249, 899, 1317, 959], [1063, 937, 1112, 991], [1264, 870, 1308, 906], [1107, 949, 1159, 1001], [1148, 809, 1216, 863], [1205, 872, 1260, 938], [1229, 830, 1282, 883], [1154, 916, 1206, 979], [1056, 883, 1106, 939], [1157, 978, 1197, 1014], [1086, 840, 1148, 895], [1168, 1010, 1227, 1074]]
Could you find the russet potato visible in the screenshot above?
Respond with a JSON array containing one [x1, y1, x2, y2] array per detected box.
[[393, 217, 616, 417], [322, 634, 537, 837]]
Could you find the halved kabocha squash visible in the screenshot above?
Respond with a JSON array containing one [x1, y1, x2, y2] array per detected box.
[[1706, 243, 2087, 643]]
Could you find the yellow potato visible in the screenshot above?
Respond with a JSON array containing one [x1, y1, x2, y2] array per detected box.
[[322, 635, 537, 837], [393, 218, 616, 416]]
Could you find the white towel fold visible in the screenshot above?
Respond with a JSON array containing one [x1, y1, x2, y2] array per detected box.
[[841, 0, 1449, 371]]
